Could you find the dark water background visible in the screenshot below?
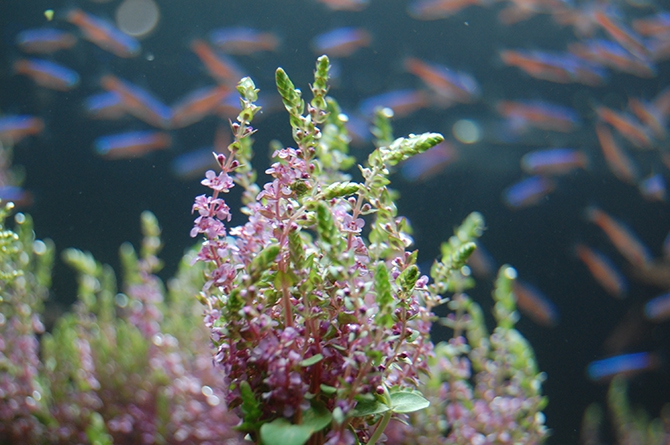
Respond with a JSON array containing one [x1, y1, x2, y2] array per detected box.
[[2, 0, 670, 443]]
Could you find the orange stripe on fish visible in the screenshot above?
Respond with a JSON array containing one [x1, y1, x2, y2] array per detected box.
[[584, 206, 651, 268], [594, 123, 639, 184], [575, 243, 627, 298], [595, 106, 653, 149]]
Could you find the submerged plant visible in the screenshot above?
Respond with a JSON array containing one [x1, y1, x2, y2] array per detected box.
[[0, 207, 243, 444], [191, 55, 547, 445]]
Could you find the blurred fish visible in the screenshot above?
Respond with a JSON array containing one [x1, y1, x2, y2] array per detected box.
[[0, 115, 45, 144], [66, 8, 141, 58], [638, 173, 666, 202], [208, 27, 280, 54], [632, 12, 670, 37], [496, 100, 581, 133], [512, 280, 559, 327], [467, 242, 496, 279], [316, 0, 370, 11], [500, 49, 606, 86], [498, 0, 571, 26], [170, 85, 231, 129], [551, 1, 599, 38], [405, 57, 479, 105], [587, 351, 660, 382], [644, 292, 670, 322], [84, 91, 126, 120], [13, 58, 80, 91], [593, 6, 649, 60], [94, 130, 171, 159], [15, 28, 77, 54], [594, 123, 639, 184], [585, 206, 652, 268], [311, 27, 372, 58], [399, 141, 458, 182], [172, 125, 229, 180], [190, 39, 245, 84], [595, 106, 653, 149], [171, 148, 220, 181], [568, 39, 656, 78], [502, 175, 556, 209], [0, 186, 34, 208], [574, 243, 628, 298], [521, 148, 588, 175], [407, 0, 478, 20], [358, 89, 430, 118], [100, 75, 172, 129], [627, 97, 666, 140]]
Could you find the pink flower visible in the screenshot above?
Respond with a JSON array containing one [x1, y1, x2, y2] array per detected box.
[[201, 170, 233, 193]]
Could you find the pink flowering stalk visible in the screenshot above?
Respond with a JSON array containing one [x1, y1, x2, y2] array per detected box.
[[41, 211, 244, 444], [386, 261, 549, 445], [0, 205, 53, 444], [0, 208, 243, 444], [191, 56, 446, 444]]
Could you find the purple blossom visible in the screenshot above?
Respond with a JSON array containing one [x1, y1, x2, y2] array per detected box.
[[201, 170, 234, 193]]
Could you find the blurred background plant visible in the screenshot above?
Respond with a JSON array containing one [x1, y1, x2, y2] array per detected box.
[[0, 204, 243, 444]]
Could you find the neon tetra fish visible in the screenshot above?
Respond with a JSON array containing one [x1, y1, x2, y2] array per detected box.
[[94, 131, 171, 159], [66, 8, 140, 58], [585, 206, 652, 268], [13, 58, 80, 91], [574, 243, 628, 298], [100, 75, 172, 129], [15, 28, 77, 54], [208, 27, 280, 54]]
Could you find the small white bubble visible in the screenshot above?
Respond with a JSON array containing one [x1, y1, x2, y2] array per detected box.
[[201, 385, 213, 396], [206, 395, 220, 406], [504, 266, 517, 280], [115, 293, 128, 308], [381, 107, 394, 118], [452, 119, 480, 144], [14, 213, 25, 224], [33, 240, 47, 255]]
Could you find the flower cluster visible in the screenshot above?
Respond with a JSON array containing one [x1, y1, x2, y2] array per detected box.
[[192, 56, 446, 444], [386, 267, 549, 445], [0, 205, 52, 443]]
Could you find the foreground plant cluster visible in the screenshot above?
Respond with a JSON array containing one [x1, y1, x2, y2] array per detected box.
[[2, 56, 549, 444]]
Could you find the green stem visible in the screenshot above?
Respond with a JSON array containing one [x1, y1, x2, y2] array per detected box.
[[367, 410, 392, 445]]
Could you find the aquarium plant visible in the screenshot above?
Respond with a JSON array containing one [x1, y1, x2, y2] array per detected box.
[[190, 55, 548, 445], [0, 206, 243, 444], [1, 55, 549, 444]]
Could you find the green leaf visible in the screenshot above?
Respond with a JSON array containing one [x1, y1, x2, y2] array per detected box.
[[389, 391, 430, 414], [300, 354, 324, 367], [316, 201, 338, 247], [322, 181, 360, 200], [260, 419, 313, 445], [276, 67, 304, 116], [250, 244, 280, 280], [352, 398, 391, 417], [237, 381, 263, 433], [320, 384, 337, 395], [396, 264, 419, 295], [302, 402, 332, 432], [374, 262, 394, 328]]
